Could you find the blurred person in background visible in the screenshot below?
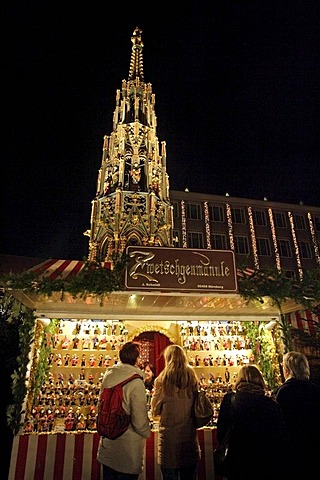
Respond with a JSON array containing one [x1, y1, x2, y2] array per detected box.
[[276, 351, 320, 480], [216, 364, 290, 480], [142, 361, 155, 392]]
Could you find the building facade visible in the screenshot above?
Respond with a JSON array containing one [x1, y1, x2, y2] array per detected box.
[[170, 190, 320, 279]]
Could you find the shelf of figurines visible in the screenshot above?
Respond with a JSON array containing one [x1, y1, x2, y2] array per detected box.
[[23, 373, 235, 434], [22, 319, 253, 434]]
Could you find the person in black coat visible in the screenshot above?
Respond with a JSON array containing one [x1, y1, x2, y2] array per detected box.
[[275, 351, 320, 480], [216, 364, 290, 480]]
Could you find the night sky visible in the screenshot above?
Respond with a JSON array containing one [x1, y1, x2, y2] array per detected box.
[[3, 2, 319, 260]]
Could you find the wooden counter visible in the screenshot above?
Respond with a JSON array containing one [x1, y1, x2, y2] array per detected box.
[[9, 429, 221, 480]]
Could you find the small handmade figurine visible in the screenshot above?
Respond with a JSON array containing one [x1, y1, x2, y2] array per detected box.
[[61, 336, 70, 349], [71, 354, 79, 366], [55, 354, 62, 366], [81, 354, 86, 367], [98, 354, 104, 367], [82, 337, 90, 349], [89, 354, 96, 367], [76, 413, 86, 430], [64, 354, 70, 366], [64, 409, 75, 431], [99, 336, 107, 349]]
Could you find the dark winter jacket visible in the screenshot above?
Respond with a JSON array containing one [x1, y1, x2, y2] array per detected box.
[[217, 390, 290, 480], [276, 378, 320, 480]]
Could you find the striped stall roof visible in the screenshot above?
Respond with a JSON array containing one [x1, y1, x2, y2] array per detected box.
[[29, 260, 253, 282], [28, 259, 111, 280], [287, 308, 320, 336]]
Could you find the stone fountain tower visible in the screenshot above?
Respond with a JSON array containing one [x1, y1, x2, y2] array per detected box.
[[86, 27, 173, 264]]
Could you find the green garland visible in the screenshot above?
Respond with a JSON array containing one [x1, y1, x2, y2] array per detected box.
[[3, 296, 36, 434], [245, 321, 282, 392], [0, 254, 129, 301], [30, 319, 60, 402], [237, 265, 320, 311]]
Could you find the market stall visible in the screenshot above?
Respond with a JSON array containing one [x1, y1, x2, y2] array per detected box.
[[6, 253, 318, 480]]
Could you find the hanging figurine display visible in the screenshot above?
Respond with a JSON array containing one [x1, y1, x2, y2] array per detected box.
[[22, 319, 131, 433]]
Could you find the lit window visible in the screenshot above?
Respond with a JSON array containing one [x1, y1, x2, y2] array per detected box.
[[299, 241, 312, 259], [186, 203, 202, 220], [234, 235, 249, 255], [211, 234, 227, 250], [256, 238, 271, 256], [187, 232, 204, 249], [278, 239, 292, 258], [231, 208, 246, 224]]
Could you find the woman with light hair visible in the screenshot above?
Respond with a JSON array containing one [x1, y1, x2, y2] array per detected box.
[[281, 350, 310, 380], [151, 344, 201, 480], [276, 351, 320, 480]]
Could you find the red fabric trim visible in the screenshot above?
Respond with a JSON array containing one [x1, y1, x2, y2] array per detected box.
[[72, 434, 84, 480], [53, 433, 66, 479], [306, 309, 316, 336], [14, 434, 29, 480], [197, 429, 206, 479], [91, 434, 101, 480], [34, 435, 47, 480], [295, 311, 304, 331], [145, 429, 155, 479]]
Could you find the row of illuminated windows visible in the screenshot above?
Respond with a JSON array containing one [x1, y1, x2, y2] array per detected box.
[[173, 230, 314, 259], [173, 202, 320, 231]]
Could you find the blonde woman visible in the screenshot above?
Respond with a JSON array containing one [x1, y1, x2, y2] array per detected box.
[[151, 344, 200, 480], [216, 364, 289, 480]]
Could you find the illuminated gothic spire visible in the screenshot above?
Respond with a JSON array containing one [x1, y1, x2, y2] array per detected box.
[[87, 27, 173, 263], [128, 27, 144, 82]]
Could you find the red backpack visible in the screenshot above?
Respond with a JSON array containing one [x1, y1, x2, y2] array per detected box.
[[97, 373, 143, 439]]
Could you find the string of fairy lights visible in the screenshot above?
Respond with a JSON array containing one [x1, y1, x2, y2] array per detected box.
[[203, 201, 212, 249], [181, 200, 187, 248], [225, 204, 235, 251], [247, 206, 259, 269], [178, 199, 320, 276], [288, 211, 303, 279], [268, 208, 281, 272], [308, 212, 320, 264]]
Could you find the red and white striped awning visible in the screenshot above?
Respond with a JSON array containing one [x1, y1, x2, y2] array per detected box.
[[28, 260, 253, 282], [287, 308, 320, 336], [28, 259, 111, 280]]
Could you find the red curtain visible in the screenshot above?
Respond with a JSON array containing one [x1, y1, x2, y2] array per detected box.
[[153, 332, 171, 375], [134, 331, 172, 377]]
